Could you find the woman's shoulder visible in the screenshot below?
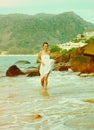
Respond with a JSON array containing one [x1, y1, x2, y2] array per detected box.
[[38, 51, 42, 55], [39, 50, 50, 55]]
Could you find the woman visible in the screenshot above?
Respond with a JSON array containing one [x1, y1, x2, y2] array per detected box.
[[37, 42, 54, 90]]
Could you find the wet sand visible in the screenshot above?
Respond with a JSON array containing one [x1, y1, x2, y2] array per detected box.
[[0, 71, 94, 130]]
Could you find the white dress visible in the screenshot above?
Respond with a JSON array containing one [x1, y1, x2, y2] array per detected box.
[[40, 54, 54, 78]]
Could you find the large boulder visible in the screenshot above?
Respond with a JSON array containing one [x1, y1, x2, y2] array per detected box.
[[70, 43, 94, 58], [59, 65, 69, 71], [6, 65, 25, 77], [50, 52, 63, 63], [70, 47, 84, 58], [83, 42, 94, 56], [70, 55, 94, 73], [27, 69, 40, 77], [15, 60, 31, 64], [50, 52, 70, 63], [53, 62, 70, 71]]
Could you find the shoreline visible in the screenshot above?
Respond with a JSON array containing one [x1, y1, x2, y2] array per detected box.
[[0, 54, 38, 56]]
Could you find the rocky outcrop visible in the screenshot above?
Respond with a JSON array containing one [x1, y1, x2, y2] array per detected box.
[[59, 65, 69, 71], [65, 42, 94, 74], [15, 60, 31, 64], [53, 63, 69, 71], [6, 65, 40, 77], [27, 69, 40, 77], [51, 42, 94, 74], [70, 47, 85, 58], [69, 42, 94, 58], [6, 65, 25, 77], [83, 43, 94, 56], [51, 52, 70, 64], [70, 55, 94, 74]]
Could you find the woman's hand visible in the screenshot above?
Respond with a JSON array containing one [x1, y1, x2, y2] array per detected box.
[[41, 62, 45, 66]]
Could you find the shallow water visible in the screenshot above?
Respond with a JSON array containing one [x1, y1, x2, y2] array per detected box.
[[0, 56, 94, 130]]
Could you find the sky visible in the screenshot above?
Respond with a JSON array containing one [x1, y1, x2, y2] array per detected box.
[[0, 0, 94, 23]]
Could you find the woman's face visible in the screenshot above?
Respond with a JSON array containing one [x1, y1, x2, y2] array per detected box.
[[43, 44, 48, 50]]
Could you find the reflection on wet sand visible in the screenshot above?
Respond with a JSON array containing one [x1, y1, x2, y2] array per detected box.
[[83, 99, 94, 104], [21, 114, 42, 122], [7, 94, 17, 99], [0, 123, 12, 127], [41, 89, 49, 96], [0, 69, 94, 130], [0, 109, 5, 115]]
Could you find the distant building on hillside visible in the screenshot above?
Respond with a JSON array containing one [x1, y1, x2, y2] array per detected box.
[[83, 31, 94, 39], [58, 42, 86, 50], [77, 31, 94, 40]]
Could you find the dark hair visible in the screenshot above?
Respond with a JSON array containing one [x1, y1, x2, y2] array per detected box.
[[43, 42, 48, 46]]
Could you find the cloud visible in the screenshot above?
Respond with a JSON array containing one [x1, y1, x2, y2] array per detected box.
[[0, 0, 23, 7], [0, 0, 94, 9], [0, 0, 94, 23], [75, 9, 94, 23]]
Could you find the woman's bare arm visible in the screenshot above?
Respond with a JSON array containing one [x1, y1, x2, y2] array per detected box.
[[37, 51, 45, 65], [37, 52, 41, 63]]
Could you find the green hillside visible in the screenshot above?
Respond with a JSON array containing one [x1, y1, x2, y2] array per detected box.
[[0, 12, 94, 54]]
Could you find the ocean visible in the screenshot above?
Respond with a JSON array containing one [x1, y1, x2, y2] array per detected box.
[[0, 55, 94, 130]]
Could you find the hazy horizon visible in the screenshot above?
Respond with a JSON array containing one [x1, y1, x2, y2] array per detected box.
[[0, 0, 94, 24]]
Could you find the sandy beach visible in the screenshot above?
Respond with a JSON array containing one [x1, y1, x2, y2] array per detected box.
[[0, 69, 94, 130]]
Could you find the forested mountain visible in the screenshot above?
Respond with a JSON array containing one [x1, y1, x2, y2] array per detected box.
[[0, 11, 94, 54]]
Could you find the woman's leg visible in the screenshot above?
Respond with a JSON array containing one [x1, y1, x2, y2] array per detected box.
[[41, 77, 44, 87], [43, 73, 49, 89]]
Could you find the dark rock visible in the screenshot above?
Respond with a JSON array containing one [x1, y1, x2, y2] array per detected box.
[[6, 65, 25, 77], [27, 69, 40, 77], [59, 65, 68, 71], [53, 62, 69, 71], [83, 42, 94, 56], [70, 55, 94, 73], [70, 47, 84, 58], [50, 52, 63, 63], [15, 60, 31, 64]]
